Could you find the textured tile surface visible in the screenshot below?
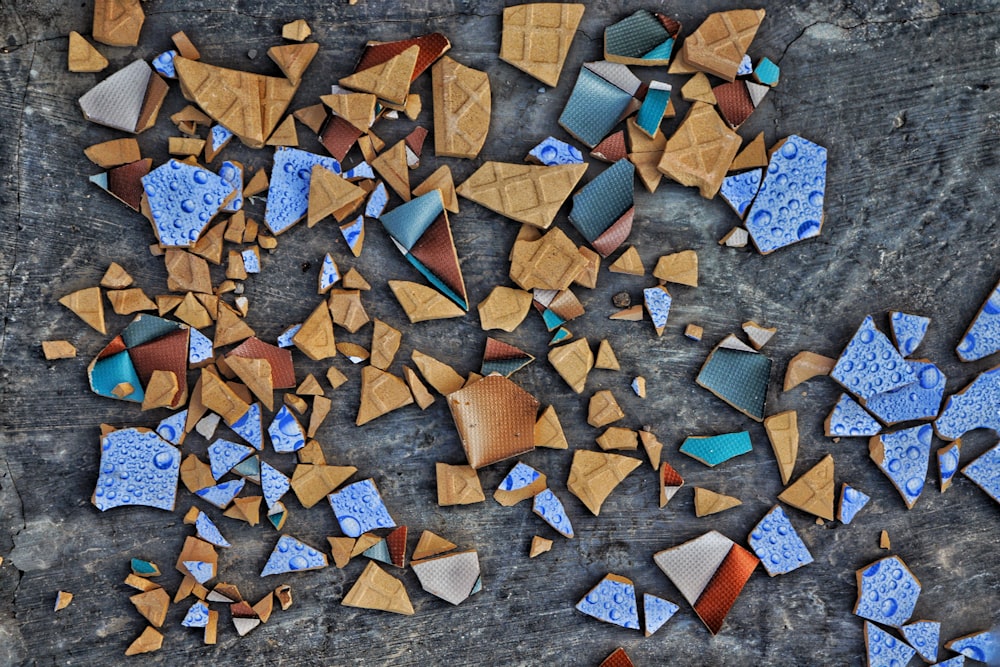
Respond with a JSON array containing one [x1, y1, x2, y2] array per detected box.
[[194, 479, 245, 509], [142, 159, 235, 246], [643, 593, 679, 636], [719, 169, 762, 218], [962, 441, 1000, 503], [747, 505, 813, 576], [831, 316, 916, 401], [890, 311, 930, 357], [696, 346, 771, 421], [155, 410, 187, 446], [260, 460, 290, 509], [837, 484, 870, 524], [866, 361, 946, 424], [268, 405, 306, 453], [901, 620, 940, 663], [329, 478, 396, 537], [93, 428, 180, 512], [528, 137, 583, 165], [194, 511, 230, 548], [680, 431, 752, 467], [936, 366, 1000, 440], [181, 601, 210, 628], [643, 286, 672, 333], [826, 393, 882, 437], [207, 439, 253, 480], [188, 327, 213, 365], [265, 147, 341, 234], [231, 402, 263, 450], [78, 59, 150, 132], [870, 424, 933, 509], [854, 555, 921, 627], [575, 574, 640, 630], [261, 535, 328, 576], [948, 631, 999, 663], [569, 160, 635, 244], [558, 68, 634, 148], [532, 488, 573, 537], [411, 550, 480, 605], [957, 278, 1000, 361], [865, 621, 916, 667], [654, 531, 734, 605]]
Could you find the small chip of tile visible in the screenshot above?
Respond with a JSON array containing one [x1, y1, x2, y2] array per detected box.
[[778, 454, 834, 521]]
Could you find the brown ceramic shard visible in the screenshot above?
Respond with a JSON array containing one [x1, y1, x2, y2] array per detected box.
[[456, 162, 587, 229], [447, 375, 539, 469]]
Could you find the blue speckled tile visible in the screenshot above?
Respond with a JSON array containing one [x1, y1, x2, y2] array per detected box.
[[962, 442, 1000, 504], [89, 350, 145, 403], [194, 479, 245, 509], [267, 502, 287, 530], [933, 656, 967, 667], [379, 190, 444, 250], [362, 539, 392, 565], [241, 248, 260, 273], [188, 327, 213, 365], [122, 314, 184, 348], [219, 161, 243, 212], [365, 182, 389, 218], [268, 405, 305, 453], [558, 68, 635, 148], [141, 159, 236, 247], [528, 137, 584, 166], [340, 215, 365, 255], [550, 328, 572, 345], [344, 161, 374, 180], [680, 431, 752, 467], [737, 54, 753, 76], [831, 316, 916, 401], [696, 346, 771, 421], [277, 324, 302, 348], [957, 279, 1000, 362], [498, 462, 541, 491], [231, 402, 263, 450], [643, 286, 672, 335], [532, 488, 574, 538], [260, 535, 328, 576], [643, 593, 679, 636], [635, 82, 671, 137], [935, 367, 1000, 441], [938, 442, 961, 491], [902, 620, 940, 663], [265, 147, 341, 234], [866, 361, 946, 425], [211, 125, 233, 153], [319, 253, 340, 293], [871, 424, 933, 509], [948, 631, 999, 663], [838, 483, 871, 524], [826, 393, 882, 437], [93, 428, 179, 512], [866, 621, 917, 667], [152, 50, 178, 78], [183, 560, 214, 584], [576, 574, 640, 630], [744, 135, 828, 254], [232, 455, 260, 483], [261, 460, 290, 509], [890, 311, 930, 357], [195, 511, 231, 548], [747, 505, 813, 576], [753, 57, 780, 86], [328, 478, 396, 538], [181, 600, 210, 628], [719, 169, 762, 218], [208, 439, 253, 480], [568, 160, 635, 243], [855, 556, 921, 627]]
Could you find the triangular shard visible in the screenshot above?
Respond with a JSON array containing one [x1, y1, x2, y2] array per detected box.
[[764, 410, 798, 485], [408, 212, 468, 310], [93, 0, 145, 47], [643, 594, 679, 636], [946, 631, 999, 663], [568, 159, 635, 244], [567, 449, 641, 515], [825, 393, 882, 438], [413, 165, 459, 213], [730, 132, 768, 172], [532, 488, 574, 537], [371, 140, 411, 201], [267, 42, 319, 86], [575, 574, 639, 630], [534, 405, 568, 449], [831, 315, 915, 401], [265, 115, 298, 147], [260, 535, 327, 576], [389, 280, 465, 323], [681, 72, 716, 104], [591, 131, 628, 163], [342, 561, 414, 615], [413, 531, 457, 561], [499, 3, 584, 87], [778, 454, 834, 520], [683, 9, 765, 81], [307, 165, 365, 226], [890, 311, 930, 357], [357, 366, 413, 425], [747, 505, 813, 576], [869, 425, 932, 509], [594, 339, 620, 371], [69, 31, 109, 72], [60, 286, 106, 334], [356, 33, 451, 82], [956, 278, 1000, 362], [658, 102, 741, 199], [609, 247, 644, 275], [433, 56, 491, 159], [340, 45, 418, 106], [693, 487, 742, 517], [900, 621, 940, 663], [864, 622, 917, 666], [412, 550, 480, 605], [321, 92, 376, 132], [457, 162, 586, 230], [79, 59, 151, 133]]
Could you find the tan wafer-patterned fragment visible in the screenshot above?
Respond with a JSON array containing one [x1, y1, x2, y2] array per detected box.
[[457, 161, 586, 229], [432, 56, 491, 158], [499, 3, 585, 87]]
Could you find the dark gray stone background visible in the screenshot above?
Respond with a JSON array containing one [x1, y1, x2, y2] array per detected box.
[[1, 0, 999, 665]]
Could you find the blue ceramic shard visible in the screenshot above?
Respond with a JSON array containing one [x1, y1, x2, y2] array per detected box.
[[344, 161, 374, 180], [936, 367, 1000, 441], [838, 484, 871, 524], [643, 286, 672, 333], [720, 169, 762, 218], [142, 159, 236, 247], [182, 600, 210, 628], [948, 631, 999, 663], [498, 462, 541, 492], [568, 160, 635, 243], [635, 82, 671, 137], [747, 505, 813, 576], [93, 428, 179, 512], [934, 657, 967, 667], [575, 574, 640, 630], [195, 511, 231, 548], [328, 478, 396, 538], [261, 461, 290, 509], [208, 439, 253, 480], [696, 345, 771, 421], [550, 328, 572, 345], [737, 55, 753, 76], [219, 161, 244, 212], [379, 190, 444, 250], [855, 556, 921, 627], [268, 405, 305, 453], [340, 215, 365, 254], [643, 593, 679, 636], [866, 361, 946, 424], [744, 135, 828, 254], [680, 431, 752, 467], [958, 279, 1000, 362], [901, 620, 940, 663], [232, 455, 260, 482], [362, 539, 392, 565], [871, 424, 933, 509], [122, 314, 184, 348], [211, 125, 233, 152], [266, 147, 341, 234], [277, 324, 302, 348], [753, 57, 780, 86], [559, 68, 635, 148], [365, 182, 389, 218], [541, 309, 566, 331], [826, 393, 882, 437], [866, 621, 917, 667], [183, 560, 214, 584], [831, 316, 916, 401], [130, 558, 158, 576], [532, 488, 573, 538], [938, 442, 961, 491], [89, 351, 145, 403], [528, 137, 584, 166], [890, 311, 930, 357], [152, 50, 178, 78], [261, 535, 328, 576], [231, 402, 263, 450], [962, 441, 1000, 504], [319, 254, 340, 292], [188, 327, 213, 365], [241, 248, 260, 273], [195, 479, 245, 509]]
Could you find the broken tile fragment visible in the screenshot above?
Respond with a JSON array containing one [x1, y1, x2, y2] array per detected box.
[[268, 42, 318, 87], [69, 31, 108, 73], [261, 535, 328, 576], [510, 226, 587, 291], [870, 425, 932, 509], [499, 3, 584, 87], [694, 488, 742, 517], [93, 428, 179, 512], [435, 462, 485, 506], [838, 483, 871, 524], [936, 366, 1000, 441], [54, 590, 73, 612], [747, 505, 813, 576], [591, 131, 627, 163], [890, 311, 930, 357], [854, 555, 921, 627], [784, 351, 836, 391], [559, 66, 634, 148], [282, 19, 311, 41], [826, 393, 882, 438], [433, 56, 491, 158], [457, 162, 586, 230], [529, 535, 553, 558], [568, 160, 635, 255], [532, 488, 573, 537], [681, 431, 752, 467], [576, 574, 639, 630], [265, 147, 341, 234], [938, 441, 961, 492], [961, 441, 1000, 504], [599, 648, 634, 667], [42, 340, 77, 360], [635, 81, 671, 137], [604, 9, 677, 66], [413, 532, 457, 562], [448, 374, 538, 468], [864, 622, 917, 667], [741, 321, 776, 350], [567, 449, 640, 515], [588, 390, 624, 428], [697, 338, 771, 421], [548, 338, 593, 394], [494, 462, 546, 506], [59, 286, 106, 334], [778, 455, 835, 521], [596, 427, 638, 451], [412, 550, 481, 605], [642, 286, 672, 336], [652, 251, 698, 287], [946, 631, 999, 663], [207, 439, 253, 480], [866, 361, 946, 424], [764, 410, 798, 485], [195, 479, 244, 510], [899, 620, 940, 663], [682, 9, 764, 81], [527, 137, 583, 166], [342, 561, 413, 615], [608, 247, 643, 276], [481, 337, 534, 377], [268, 405, 306, 453], [142, 159, 236, 247], [329, 478, 396, 537], [124, 626, 163, 656], [658, 102, 741, 199], [958, 277, 1000, 362], [478, 286, 533, 332], [644, 593, 679, 636]]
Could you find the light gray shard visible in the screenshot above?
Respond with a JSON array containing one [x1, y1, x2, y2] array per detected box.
[[411, 550, 480, 605], [79, 59, 151, 133]]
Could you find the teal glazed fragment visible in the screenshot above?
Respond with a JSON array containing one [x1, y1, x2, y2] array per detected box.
[[93, 428, 179, 512], [935, 366, 1000, 441], [265, 147, 341, 234], [604, 10, 674, 62], [558, 67, 635, 148], [268, 405, 306, 453], [831, 316, 916, 401], [363, 539, 392, 565], [232, 455, 261, 483], [837, 483, 871, 524], [890, 311, 930, 357], [130, 558, 158, 576], [719, 169, 762, 218], [747, 505, 813, 576], [680, 431, 752, 467], [267, 502, 286, 530], [865, 621, 917, 667], [379, 190, 444, 251], [260, 535, 328, 576], [854, 555, 921, 627], [870, 424, 933, 509], [826, 393, 881, 438], [207, 439, 253, 480], [568, 160, 635, 243], [696, 345, 771, 421], [901, 621, 941, 663], [549, 328, 572, 345], [532, 488, 573, 538], [947, 631, 999, 663], [957, 278, 1000, 362], [635, 82, 671, 137], [122, 314, 184, 348], [142, 159, 236, 247], [866, 361, 946, 424], [752, 57, 780, 86], [89, 351, 145, 403], [260, 460, 290, 509], [328, 478, 396, 538], [575, 574, 640, 630], [231, 402, 263, 450], [195, 479, 245, 509], [527, 137, 583, 166], [643, 593, 679, 636], [961, 441, 1000, 504]]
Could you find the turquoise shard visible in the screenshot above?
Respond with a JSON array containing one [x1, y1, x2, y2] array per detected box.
[[890, 311, 930, 357], [605, 10, 673, 61], [901, 620, 940, 663], [559, 68, 634, 148], [871, 424, 933, 509], [696, 346, 771, 421], [260, 460, 290, 509], [837, 484, 871, 524], [866, 361, 946, 425], [232, 402, 263, 450], [947, 631, 999, 663], [130, 558, 159, 576], [379, 190, 444, 250], [195, 479, 245, 509], [89, 351, 145, 403], [855, 555, 921, 627], [183, 560, 214, 585], [265, 147, 341, 234], [497, 462, 541, 492], [268, 405, 305, 453], [680, 431, 752, 467], [188, 327, 213, 365], [826, 393, 882, 438], [93, 428, 179, 512], [532, 488, 573, 538], [122, 314, 184, 348], [568, 159, 635, 243], [575, 574, 640, 630], [207, 439, 253, 480], [753, 57, 780, 86], [958, 277, 1000, 362], [220, 160, 244, 212], [747, 505, 813, 576], [328, 478, 396, 538], [340, 215, 364, 254], [865, 621, 917, 667], [232, 455, 261, 482], [362, 539, 392, 565], [643, 286, 672, 333], [528, 137, 583, 166], [549, 328, 572, 345], [471, 575, 483, 595], [364, 181, 389, 218], [938, 442, 961, 490], [541, 308, 566, 331], [195, 511, 231, 548], [720, 169, 763, 218], [397, 242, 468, 310], [635, 82, 671, 137], [260, 535, 328, 576], [142, 159, 236, 247], [935, 366, 1000, 441], [181, 601, 210, 628], [962, 441, 1000, 504], [642, 38, 674, 61], [319, 253, 340, 292], [643, 593, 679, 636], [831, 315, 916, 401]]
